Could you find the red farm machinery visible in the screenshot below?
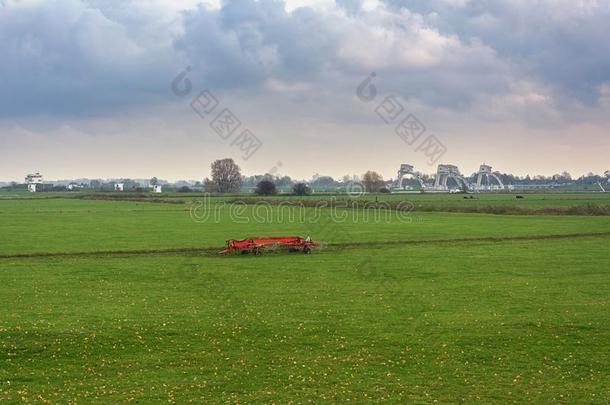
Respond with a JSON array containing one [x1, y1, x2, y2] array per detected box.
[[220, 236, 316, 256]]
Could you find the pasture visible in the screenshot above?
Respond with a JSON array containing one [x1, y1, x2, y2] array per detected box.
[[1, 194, 609, 402]]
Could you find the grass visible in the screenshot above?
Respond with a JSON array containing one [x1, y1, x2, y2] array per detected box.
[[2, 199, 610, 256], [225, 191, 610, 207], [1, 194, 609, 402], [226, 196, 610, 216]]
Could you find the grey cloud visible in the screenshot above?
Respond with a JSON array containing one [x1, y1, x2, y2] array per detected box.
[[178, 0, 512, 110], [335, 0, 363, 15], [176, 0, 340, 89], [1, 0, 608, 122], [382, 0, 610, 106], [0, 0, 179, 117]]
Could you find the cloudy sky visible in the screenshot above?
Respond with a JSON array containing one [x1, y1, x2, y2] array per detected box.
[[1, 0, 609, 181]]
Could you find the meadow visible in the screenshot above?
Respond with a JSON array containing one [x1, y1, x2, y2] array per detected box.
[[1, 193, 609, 402]]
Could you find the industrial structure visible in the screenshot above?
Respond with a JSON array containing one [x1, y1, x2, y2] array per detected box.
[[475, 164, 505, 191], [393, 164, 425, 190], [392, 163, 508, 193], [433, 164, 469, 191]]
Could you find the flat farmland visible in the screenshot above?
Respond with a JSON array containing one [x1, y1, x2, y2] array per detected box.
[[2, 197, 610, 256], [1, 195, 609, 402]]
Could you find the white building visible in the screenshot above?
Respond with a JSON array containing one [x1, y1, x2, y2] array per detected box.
[[25, 172, 43, 192], [152, 185, 162, 193], [114, 183, 124, 192]]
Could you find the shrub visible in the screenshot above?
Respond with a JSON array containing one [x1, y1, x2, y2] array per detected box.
[[293, 183, 311, 196], [255, 180, 277, 196]]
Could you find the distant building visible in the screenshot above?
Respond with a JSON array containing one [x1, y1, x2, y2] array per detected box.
[[67, 183, 83, 191], [474, 164, 505, 191], [25, 172, 43, 192], [433, 164, 468, 191], [114, 183, 124, 192], [393, 163, 425, 191], [152, 185, 162, 193]]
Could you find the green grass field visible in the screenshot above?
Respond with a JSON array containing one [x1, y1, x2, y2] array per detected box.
[[1, 194, 609, 402]]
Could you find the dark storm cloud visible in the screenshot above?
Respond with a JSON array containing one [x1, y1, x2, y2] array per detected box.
[[176, 0, 510, 109], [1, 0, 609, 119], [176, 0, 341, 88], [0, 0, 182, 117]]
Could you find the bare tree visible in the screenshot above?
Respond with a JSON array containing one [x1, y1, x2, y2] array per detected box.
[[211, 158, 242, 193], [341, 174, 360, 184], [150, 177, 159, 186], [202, 177, 217, 193], [362, 171, 384, 192]]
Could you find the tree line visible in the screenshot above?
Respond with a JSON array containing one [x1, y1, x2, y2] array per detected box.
[[201, 158, 389, 196], [203, 158, 610, 195], [3, 158, 608, 193]]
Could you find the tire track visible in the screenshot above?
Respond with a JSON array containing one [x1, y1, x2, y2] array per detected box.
[[1, 231, 609, 260]]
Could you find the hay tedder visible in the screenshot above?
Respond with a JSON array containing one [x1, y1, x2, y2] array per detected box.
[[220, 236, 316, 256]]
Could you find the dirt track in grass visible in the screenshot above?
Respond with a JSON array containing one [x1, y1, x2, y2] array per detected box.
[[1, 231, 609, 260]]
